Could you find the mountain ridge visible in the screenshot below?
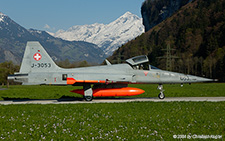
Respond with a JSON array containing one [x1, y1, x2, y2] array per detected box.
[[0, 12, 106, 64], [53, 12, 145, 55]]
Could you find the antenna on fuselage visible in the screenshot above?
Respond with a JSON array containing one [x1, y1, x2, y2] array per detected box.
[[105, 59, 112, 65]]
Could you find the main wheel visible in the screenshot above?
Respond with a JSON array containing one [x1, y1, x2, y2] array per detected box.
[[158, 92, 165, 99], [84, 96, 93, 101]]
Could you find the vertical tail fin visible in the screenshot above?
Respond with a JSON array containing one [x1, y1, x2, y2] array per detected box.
[[19, 41, 59, 73]]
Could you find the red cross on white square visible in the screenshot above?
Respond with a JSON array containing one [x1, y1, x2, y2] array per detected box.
[[33, 53, 42, 61]]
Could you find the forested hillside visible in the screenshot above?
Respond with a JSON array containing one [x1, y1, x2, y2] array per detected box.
[[0, 62, 19, 85], [109, 0, 225, 81]]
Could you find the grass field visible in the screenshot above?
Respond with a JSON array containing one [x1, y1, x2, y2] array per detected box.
[[0, 102, 224, 140], [0, 83, 224, 140], [0, 83, 225, 100]]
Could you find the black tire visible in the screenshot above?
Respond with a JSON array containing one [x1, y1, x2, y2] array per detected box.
[[84, 96, 93, 101], [158, 92, 165, 99]]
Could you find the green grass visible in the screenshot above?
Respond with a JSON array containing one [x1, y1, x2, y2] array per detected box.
[[0, 83, 224, 140], [0, 83, 224, 100], [0, 85, 83, 100], [133, 83, 225, 98], [0, 102, 224, 140]]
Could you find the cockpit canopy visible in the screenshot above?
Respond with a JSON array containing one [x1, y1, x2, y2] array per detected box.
[[126, 55, 150, 70], [126, 55, 149, 66], [125, 55, 160, 70]]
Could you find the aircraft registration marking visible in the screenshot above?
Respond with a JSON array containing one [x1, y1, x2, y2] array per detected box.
[[31, 63, 51, 68], [180, 76, 190, 81]]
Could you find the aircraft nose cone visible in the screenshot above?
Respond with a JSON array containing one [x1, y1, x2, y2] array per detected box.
[[188, 75, 213, 82]]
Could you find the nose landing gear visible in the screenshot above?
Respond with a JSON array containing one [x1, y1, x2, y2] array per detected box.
[[157, 84, 165, 99]]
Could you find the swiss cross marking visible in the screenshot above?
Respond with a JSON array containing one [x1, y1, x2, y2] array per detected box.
[[33, 53, 42, 61]]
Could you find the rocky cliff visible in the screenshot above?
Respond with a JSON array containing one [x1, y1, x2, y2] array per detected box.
[[141, 0, 191, 32]]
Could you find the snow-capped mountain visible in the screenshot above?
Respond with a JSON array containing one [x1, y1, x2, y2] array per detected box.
[[53, 12, 145, 55], [0, 12, 5, 22], [0, 12, 106, 64]]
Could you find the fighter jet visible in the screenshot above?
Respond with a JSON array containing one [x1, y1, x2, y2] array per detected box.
[[8, 41, 213, 101]]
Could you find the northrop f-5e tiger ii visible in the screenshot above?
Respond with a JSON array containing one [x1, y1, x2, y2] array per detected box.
[[8, 41, 213, 101]]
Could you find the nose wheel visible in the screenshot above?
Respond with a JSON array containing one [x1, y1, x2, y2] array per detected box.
[[158, 92, 165, 99], [157, 84, 165, 99]]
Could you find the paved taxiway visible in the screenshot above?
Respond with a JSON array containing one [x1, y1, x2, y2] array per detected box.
[[0, 88, 7, 91], [0, 97, 225, 105]]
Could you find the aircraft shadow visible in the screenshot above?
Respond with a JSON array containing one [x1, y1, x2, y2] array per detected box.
[[1, 96, 83, 102], [1, 96, 157, 102]]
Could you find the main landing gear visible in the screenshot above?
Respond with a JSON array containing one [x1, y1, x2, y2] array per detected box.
[[84, 96, 93, 101], [84, 84, 93, 101], [157, 84, 165, 99]]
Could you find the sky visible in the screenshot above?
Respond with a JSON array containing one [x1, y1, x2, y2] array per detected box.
[[0, 0, 144, 32]]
